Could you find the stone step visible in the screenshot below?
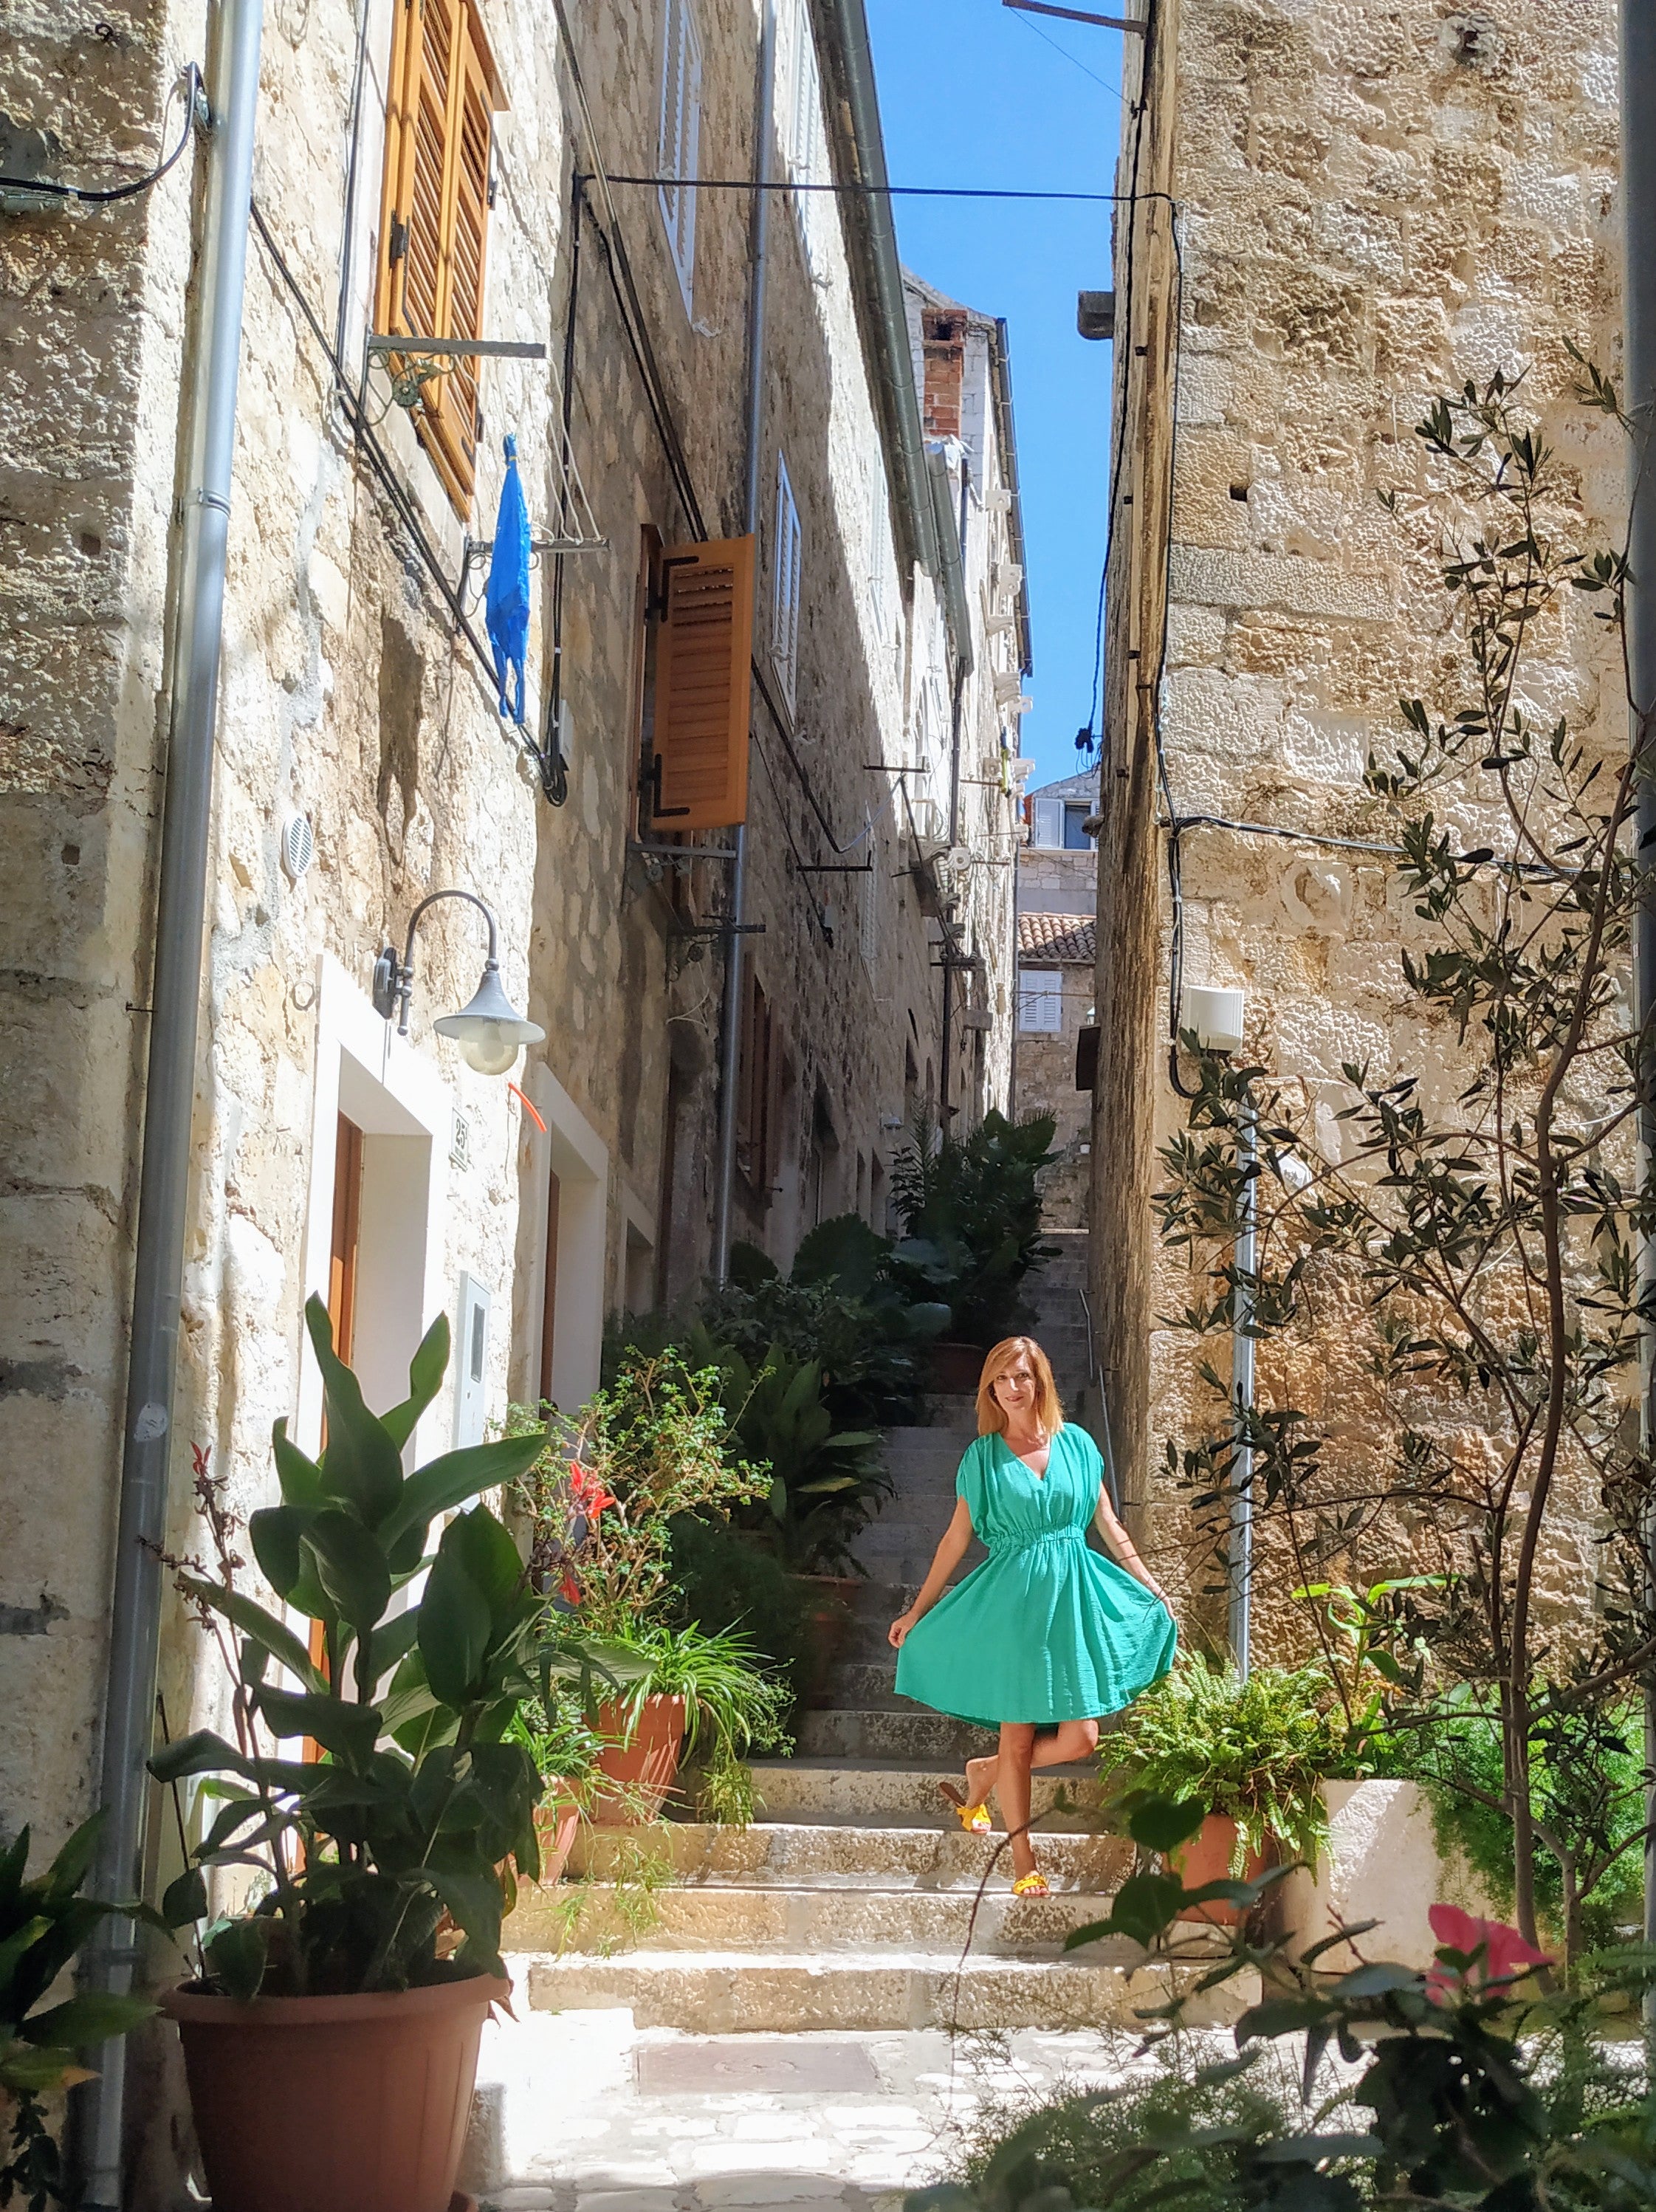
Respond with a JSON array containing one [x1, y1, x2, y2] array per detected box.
[[563, 1820, 1130, 1892], [522, 1945, 1251, 2034], [821, 1660, 901, 1707], [511, 1881, 1125, 1957], [796, 1707, 996, 1762], [749, 1756, 1104, 1830]]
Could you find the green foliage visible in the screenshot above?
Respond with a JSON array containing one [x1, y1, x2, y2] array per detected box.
[[1376, 1697, 1649, 1956], [666, 1514, 814, 1703], [888, 1110, 1059, 1347], [1152, 367, 1656, 1965], [595, 1619, 793, 1827], [925, 1794, 1655, 2212], [0, 1814, 157, 2211], [149, 1296, 560, 1999], [1094, 1658, 1354, 1871], [509, 1350, 772, 1636], [685, 1330, 889, 1574]]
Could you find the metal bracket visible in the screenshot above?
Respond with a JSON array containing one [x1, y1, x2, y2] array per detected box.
[[631, 839, 739, 862], [668, 921, 766, 939], [367, 334, 547, 360], [1002, 0, 1147, 31]]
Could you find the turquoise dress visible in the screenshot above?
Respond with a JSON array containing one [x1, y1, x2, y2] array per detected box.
[[894, 1425, 1176, 1730]]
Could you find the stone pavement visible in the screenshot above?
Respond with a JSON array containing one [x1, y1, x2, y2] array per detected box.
[[460, 1980, 1178, 2212]]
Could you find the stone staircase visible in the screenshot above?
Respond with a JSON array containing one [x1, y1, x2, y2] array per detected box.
[[507, 1404, 1240, 2033], [1025, 1231, 1094, 1429]]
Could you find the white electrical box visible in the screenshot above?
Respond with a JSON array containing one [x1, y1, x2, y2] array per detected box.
[[454, 1274, 492, 1448]]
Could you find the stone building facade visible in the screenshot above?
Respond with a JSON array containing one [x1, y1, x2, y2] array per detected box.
[[0, 0, 1026, 1928], [1087, 0, 1624, 1625], [1015, 769, 1099, 1231]]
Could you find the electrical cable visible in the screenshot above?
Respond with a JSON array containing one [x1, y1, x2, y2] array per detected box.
[[602, 175, 1175, 206], [248, 199, 523, 742], [0, 63, 202, 203], [1009, 4, 1127, 103]]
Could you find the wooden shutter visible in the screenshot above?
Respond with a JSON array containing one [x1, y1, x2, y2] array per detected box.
[[376, 0, 502, 515], [736, 975, 780, 1196], [651, 535, 755, 831]]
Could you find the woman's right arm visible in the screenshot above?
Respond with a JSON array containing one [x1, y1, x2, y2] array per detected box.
[[888, 1497, 975, 1647]]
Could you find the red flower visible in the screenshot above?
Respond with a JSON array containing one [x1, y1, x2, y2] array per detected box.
[[1425, 1904, 1550, 2002], [568, 1464, 616, 1517], [558, 1570, 582, 1607]]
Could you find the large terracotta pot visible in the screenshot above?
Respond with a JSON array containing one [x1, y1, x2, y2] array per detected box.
[[534, 1790, 582, 1883], [1171, 1814, 1276, 1926], [589, 1693, 687, 1823], [795, 1574, 859, 1707], [162, 1972, 506, 2212], [928, 1340, 987, 1395]]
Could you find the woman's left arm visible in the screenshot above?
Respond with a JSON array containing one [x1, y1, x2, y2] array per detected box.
[[1093, 1486, 1170, 1606]]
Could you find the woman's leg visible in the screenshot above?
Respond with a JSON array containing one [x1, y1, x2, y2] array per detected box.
[[1028, 1718, 1101, 1770], [994, 1722, 1039, 1878]]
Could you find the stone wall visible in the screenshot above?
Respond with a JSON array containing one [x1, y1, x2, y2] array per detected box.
[[0, 0, 1030, 1892], [1090, 0, 1624, 1617]]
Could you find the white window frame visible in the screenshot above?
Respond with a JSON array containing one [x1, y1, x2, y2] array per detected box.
[[771, 450, 803, 709], [786, 0, 828, 275], [1018, 967, 1064, 1034], [1032, 794, 1065, 849], [657, 0, 703, 313]]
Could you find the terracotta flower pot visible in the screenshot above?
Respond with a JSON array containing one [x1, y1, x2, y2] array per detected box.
[[162, 1972, 506, 2212], [928, 1340, 987, 1395], [588, 1693, 687, 1823], [534, 1791, 582, 1883], [1171, 1813, 1276, 1926], [794, 1574, 859, 1706]]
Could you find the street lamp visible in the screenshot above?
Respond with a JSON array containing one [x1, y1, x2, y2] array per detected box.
[[371, 890, 545, 1076]]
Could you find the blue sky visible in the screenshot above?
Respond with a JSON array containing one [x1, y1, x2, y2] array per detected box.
[[864, 0, 1125, 790]]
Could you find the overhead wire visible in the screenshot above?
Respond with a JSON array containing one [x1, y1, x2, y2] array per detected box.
[[0, 63, 202, 202]]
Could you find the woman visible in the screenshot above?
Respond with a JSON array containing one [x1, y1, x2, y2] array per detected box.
[[888, 1336, 1175, 1895]]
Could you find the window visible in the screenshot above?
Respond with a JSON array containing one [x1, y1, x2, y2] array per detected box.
[[1063, 802, 1096, 849], [377, 0, 505, 514], [786, 0, 827, 271], [657, 0, 703, 312], [1031, 794, 1063, 848], [1018, 968, 1063, 1034], [770, 453, 803, 708]]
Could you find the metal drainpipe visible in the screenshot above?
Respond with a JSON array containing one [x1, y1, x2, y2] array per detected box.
[[939, 461, 970, 1124], [1229, 1094, 1257, 1682], [1622, 0, 1656, 2030], [711, 0, 775, 1283], [72, 3, 264, 2200]]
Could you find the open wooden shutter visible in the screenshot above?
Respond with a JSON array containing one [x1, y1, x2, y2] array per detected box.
[[375, 0, 501, 514], [651, 535, 755, 830]]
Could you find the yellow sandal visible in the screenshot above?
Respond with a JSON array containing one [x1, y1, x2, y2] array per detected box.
[[938, 1782, 993, 1833], [1011, 1871, 1050, 1898]]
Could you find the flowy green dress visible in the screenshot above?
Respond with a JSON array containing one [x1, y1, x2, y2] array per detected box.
[[894, 1424, 1176, 1730]]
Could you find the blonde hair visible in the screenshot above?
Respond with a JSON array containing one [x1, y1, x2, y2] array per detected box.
[[975, 1336, 1064, 1439]]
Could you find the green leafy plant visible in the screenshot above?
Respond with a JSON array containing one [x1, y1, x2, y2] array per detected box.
[[597, 1621, 793, 1827], [888, 1109, 1059, 1347], [921, 1796, 1654, 2212], [666, 1514, 814, 1704], [1153, 365, 1656, 1969], [148, 1296, 554, 1999], [685, 1331, 888, 1574], [1095, 1657, 1355, 1872], [0, 1815, 157, 2212], [508, 1350, 770, 1638]]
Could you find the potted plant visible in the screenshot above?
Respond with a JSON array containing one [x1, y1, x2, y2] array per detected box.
[[1, 1814, 157, 2211], [1096, 1657, 1353, 1926], [588, 1621, 794, 1825], [507, 1349, 786, 1822], [148, 1297, 554, 2212]]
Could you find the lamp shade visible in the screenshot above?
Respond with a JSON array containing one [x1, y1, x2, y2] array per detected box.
[[1184, 983, 1247, 1054], [433, 962, 546, 1076]]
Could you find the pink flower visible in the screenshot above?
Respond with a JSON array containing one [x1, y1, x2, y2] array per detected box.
[[1424, 1904, 1550, 2002]]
